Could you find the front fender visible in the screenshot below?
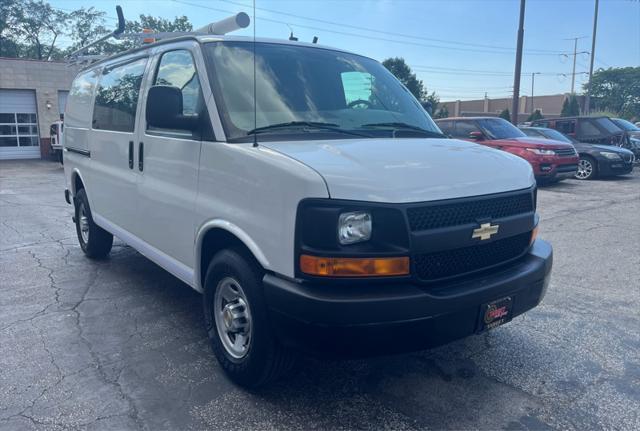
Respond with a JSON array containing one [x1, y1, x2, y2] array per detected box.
[[193, 219, 271, 292]]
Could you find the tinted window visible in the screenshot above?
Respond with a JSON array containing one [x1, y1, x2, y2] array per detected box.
[[476, 118, 525, 139], [579, 120, 601, 136], [520, 128, 542, 137], [66, 69, 99, 128], [437, 121, 454, 135], [612, 118, 640, 131], [556, 120, 575, 134], [154, 50, 201, 115], [93, 58, 147, 133], [594, 117, 622, 134], [539, 128, 573, 143], [453, 121, 480, 139]]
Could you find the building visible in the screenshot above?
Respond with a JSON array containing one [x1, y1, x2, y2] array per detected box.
[[0, 58, 80, 160], [440, 94, 585, 123]]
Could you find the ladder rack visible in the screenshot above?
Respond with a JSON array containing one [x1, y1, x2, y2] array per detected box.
[[66, 5, 250, 67]]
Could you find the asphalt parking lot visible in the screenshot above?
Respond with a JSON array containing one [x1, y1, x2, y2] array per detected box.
[[0, 160, 639, 430]]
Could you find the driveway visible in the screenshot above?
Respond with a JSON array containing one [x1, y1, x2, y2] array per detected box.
[[1, 160, 639, 430]]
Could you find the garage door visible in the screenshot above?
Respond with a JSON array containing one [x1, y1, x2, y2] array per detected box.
[[0, 89, 40, 160]]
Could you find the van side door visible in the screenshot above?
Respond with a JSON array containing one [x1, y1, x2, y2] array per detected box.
[[89, 57, 148, 233], [135, 45, 214, 281]]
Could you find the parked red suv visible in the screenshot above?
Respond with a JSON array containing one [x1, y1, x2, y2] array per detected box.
[[436, 117, 579, 182]]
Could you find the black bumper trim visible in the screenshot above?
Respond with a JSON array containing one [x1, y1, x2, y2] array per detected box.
[[263, 240, 552, 355]]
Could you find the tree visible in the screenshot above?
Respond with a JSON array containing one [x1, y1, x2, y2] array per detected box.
[[584, 67, 640, 119], [434, 105, 449, 119], [382, 57, 424, 100], [561, 95, 580, 117], [2, 0, 68, 60], [499, 108, 511, 122], [67, 7, 109, 51], [527, 109, 543, 122]]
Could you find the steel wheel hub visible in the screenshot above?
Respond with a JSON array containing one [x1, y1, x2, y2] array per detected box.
[[79, 203, 90, 243], [214, 277, 252, 359]]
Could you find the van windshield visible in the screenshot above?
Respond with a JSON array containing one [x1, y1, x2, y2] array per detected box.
[[203, 41, 441, 142]]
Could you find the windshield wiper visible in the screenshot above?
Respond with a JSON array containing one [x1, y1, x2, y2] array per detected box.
[[247, 121, 370, 137], [361, 122, 447, 138]]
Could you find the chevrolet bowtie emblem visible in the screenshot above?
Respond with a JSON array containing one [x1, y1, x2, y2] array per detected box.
[[472, 223, 499, 241]]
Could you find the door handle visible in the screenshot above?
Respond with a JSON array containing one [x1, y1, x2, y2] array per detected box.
[[128, 141, 134, 169], [138, 141, 144, 172]]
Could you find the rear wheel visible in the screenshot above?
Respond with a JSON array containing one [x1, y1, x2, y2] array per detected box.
[[575, 156, 597, 180], [203, 248, 295, 388], [74, 189, 113, 258]]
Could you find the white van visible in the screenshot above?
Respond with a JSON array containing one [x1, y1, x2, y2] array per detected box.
[[63, 34, 552, 387]]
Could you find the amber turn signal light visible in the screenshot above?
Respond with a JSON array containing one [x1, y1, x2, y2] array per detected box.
[[530, 225, 539, 245], [300, 255, 410, 277]]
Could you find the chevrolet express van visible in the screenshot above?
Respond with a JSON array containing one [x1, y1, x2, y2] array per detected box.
[[63, 35, 553, 387]]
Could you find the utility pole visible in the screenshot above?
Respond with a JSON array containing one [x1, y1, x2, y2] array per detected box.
[[530, 72, 540, 114], [585, 0, 599, 114], [511, 0, 526, 124], [563, 36, 589, 94]]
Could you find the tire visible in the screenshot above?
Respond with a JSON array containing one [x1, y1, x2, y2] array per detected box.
[[203, 248, 295, 388], [74, 189, 113, 258], [575, 155, 597, 180]]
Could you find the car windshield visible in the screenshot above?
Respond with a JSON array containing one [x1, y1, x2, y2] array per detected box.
[[612, 118, 640, 132], [203, 42, 441, 141], [539, 128, 574, 143], [594, 117, 623, 134], [476, 118, 526, 140]]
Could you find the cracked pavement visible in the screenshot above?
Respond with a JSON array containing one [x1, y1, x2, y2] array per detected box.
[[1, 160, 639, 430]]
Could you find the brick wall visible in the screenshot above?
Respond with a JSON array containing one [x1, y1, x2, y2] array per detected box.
[[0, 58, 80, 159]]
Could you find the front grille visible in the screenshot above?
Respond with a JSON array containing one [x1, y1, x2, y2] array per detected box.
[[554, 148, 576, 157], [406, 191, 533, 232], [414, 231, 531, 281]]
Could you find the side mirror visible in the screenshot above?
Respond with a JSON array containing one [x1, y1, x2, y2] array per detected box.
[[469, 131, 484, 140], [146, 85, 199, 131]]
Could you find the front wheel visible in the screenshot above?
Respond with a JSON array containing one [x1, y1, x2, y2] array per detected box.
[[203, 248, 295, 388], [74, 189, 113, 258], [575, 156, 597, 180]]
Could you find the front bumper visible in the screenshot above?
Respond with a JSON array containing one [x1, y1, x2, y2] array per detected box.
[[533, 162, 578, 181], [598, 159, 634, 176], [264, 239, 552, 357]]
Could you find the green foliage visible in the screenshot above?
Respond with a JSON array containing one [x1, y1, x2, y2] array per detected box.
[[434, 105, 449, 119], [561, 95, 580, 117], [0, 0, 193, 59], [584, 67, 640, 119], [499, 108, 511, 122], [382, 57, 439, 111], [527, 109, 543, 122]]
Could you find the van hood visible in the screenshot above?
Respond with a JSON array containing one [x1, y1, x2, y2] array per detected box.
[[260, 138, 535, 203]]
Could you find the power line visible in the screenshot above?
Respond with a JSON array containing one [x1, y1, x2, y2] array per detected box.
[[215, 0, 569, 54], [172, 0, 570, 56]]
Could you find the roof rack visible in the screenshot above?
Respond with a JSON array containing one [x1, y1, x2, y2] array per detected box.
[[66, 5, 250, 67]]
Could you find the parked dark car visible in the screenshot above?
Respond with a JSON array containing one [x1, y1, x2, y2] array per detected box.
[[611, 118, 640, 161], [520, 126, 635, 180], [531, 116, 627, 147], [436, 117, 579, 183]]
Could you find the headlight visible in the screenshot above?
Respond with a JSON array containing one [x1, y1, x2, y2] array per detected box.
[[338, 211, 372, 244], [600, 151, 622, 160], [525, 148, 555, 155]]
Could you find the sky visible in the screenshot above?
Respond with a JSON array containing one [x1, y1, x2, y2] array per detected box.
[[49, 0, 640, 101]]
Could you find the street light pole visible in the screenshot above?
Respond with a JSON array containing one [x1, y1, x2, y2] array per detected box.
[[530, 72, 540, 114], [511, 0, 526, 124], [585, 0, 599, 114]]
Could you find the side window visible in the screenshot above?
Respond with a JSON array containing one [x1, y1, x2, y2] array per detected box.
[[556, 120, 575, 134], [93, 58, 147, 133], [153, 50, 203, 115], [437, 121, 453, 135], [453, 121, 480, 139], [66, 69, 99, 128], [579, 120, 601, 137]]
